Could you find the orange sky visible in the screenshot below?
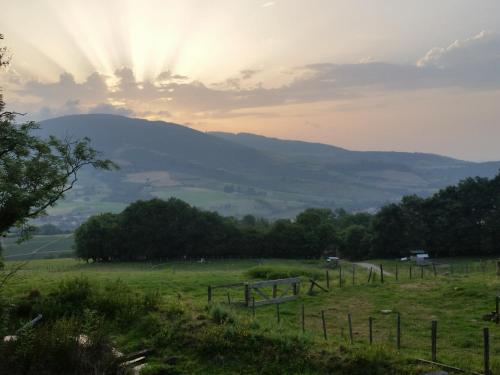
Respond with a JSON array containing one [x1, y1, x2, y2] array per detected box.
[[2, 0, 500, 160]]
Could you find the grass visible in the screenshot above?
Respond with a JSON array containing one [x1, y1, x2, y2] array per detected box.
[[2, 234, 75, 260], [2, 257, 499, 374]]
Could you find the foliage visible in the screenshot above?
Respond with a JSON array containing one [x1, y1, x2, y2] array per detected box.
[[75, 171, 500, 261], [208, 304, 236, 324], [0, 314, 118, 375], [0, 33, 116, 252]]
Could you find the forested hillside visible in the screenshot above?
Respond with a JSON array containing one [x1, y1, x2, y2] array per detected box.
[[37, 115, 500, 226], [75, 173, 500, 261]]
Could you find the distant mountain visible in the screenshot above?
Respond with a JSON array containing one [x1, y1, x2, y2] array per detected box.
[[36, 114, 500, 226]]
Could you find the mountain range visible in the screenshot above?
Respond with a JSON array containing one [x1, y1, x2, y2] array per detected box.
[[36, 114, 500, 226]]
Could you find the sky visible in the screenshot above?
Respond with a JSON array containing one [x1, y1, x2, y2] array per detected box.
[[1, 0, 500, 161]]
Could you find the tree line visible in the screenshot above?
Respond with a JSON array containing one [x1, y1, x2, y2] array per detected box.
[[75, 172, 500, 261]]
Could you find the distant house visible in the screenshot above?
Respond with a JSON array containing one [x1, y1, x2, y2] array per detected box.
[[325, 256, 339, 265], [410, 250, 430, 265]]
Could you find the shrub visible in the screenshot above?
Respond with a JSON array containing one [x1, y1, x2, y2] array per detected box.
[[34, 278, 159, 325], [0, 316, 117, 375], [209, 304, 235, 325]]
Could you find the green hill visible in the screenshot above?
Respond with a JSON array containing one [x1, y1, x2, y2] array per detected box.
[[36, 114, 500, 225]]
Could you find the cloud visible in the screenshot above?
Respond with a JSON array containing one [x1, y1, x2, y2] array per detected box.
[[416, 31, 500, 88], [9, 31, 500, 120], [23, 72, 108, 104], [261, 2, 275, 8], [240, 69, 260, 80], [156, 70, 188, 83]]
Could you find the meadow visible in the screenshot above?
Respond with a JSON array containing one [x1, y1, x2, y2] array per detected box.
[[2, 234, 75, 260], [3, 256, 499, 374]]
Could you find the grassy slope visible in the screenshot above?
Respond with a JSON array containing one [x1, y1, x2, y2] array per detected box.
[[2, 235, 75, 260], [2, 258, 499, 374]]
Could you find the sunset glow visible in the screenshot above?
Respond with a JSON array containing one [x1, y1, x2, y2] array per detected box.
[[2, 0, 500, 160]]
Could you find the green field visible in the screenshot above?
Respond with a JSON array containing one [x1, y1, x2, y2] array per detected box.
[[2, 234, 75, 260], [2, 257, 499, 374]]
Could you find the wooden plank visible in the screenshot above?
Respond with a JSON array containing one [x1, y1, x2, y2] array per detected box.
[[414, 359, 482, 375], [253, 295, 298, 306], [211, 282, 246, 289], [116, 349, 153, 363], [309, 278, 328, 292], [120, 356, 146, 368], [249, 277, 301, 288]]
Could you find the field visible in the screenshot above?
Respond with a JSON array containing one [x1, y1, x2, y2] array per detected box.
[[2, 257, 499, 374], [1, 234, 75, 260]]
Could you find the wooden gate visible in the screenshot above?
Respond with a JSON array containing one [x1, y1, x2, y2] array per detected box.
[[244, 277, 300, 307]]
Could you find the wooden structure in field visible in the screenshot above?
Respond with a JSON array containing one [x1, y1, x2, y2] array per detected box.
[[244, 277, 301, 307], [208, 277, 301, 307]]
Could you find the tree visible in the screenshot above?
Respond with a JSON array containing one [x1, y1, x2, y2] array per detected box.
[[75, 213, 121, 262], [338, 224, 371, 260], [0, 34, 115, 257]]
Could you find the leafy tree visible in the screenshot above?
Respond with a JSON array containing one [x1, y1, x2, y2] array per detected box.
[[296, 208, 337, 257], [0, 34, 115, 240], [338, 224, 371, 260], [74, 213, 121, 262]]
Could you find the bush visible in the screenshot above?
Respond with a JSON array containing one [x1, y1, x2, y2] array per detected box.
[[0, 315, 117, 375], [245, 265, 323, 280], [209, 304, 236, 325], [17, 278, 161, 326]]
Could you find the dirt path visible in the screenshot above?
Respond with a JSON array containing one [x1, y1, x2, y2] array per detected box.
[[354, 262, 393, 276]]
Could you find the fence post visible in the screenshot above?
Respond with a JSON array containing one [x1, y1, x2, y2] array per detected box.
[[208, 285, 212, 304], [326, 270, 330, 289], [380, 264, 384, 283], [409, 265, 412, 280], [244, 283, 250, 307], [496, 295, 499, 324], [321, 310, 327, 340], [301, 304, 305, 334], [397, 313, 401, 350], [431, 320, 437, 362], [227, 292, 231, 305], [276, 303, 280, 323], [348, 313, 354, 344], [420, 266, 424, 279], [339, 266, 343, 288], [369, 316, 373, 345], [484, 327, 490, 375], [368, 267, 373, 283], [432, 263, 437, 278], [395, 264, 398, 281]]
